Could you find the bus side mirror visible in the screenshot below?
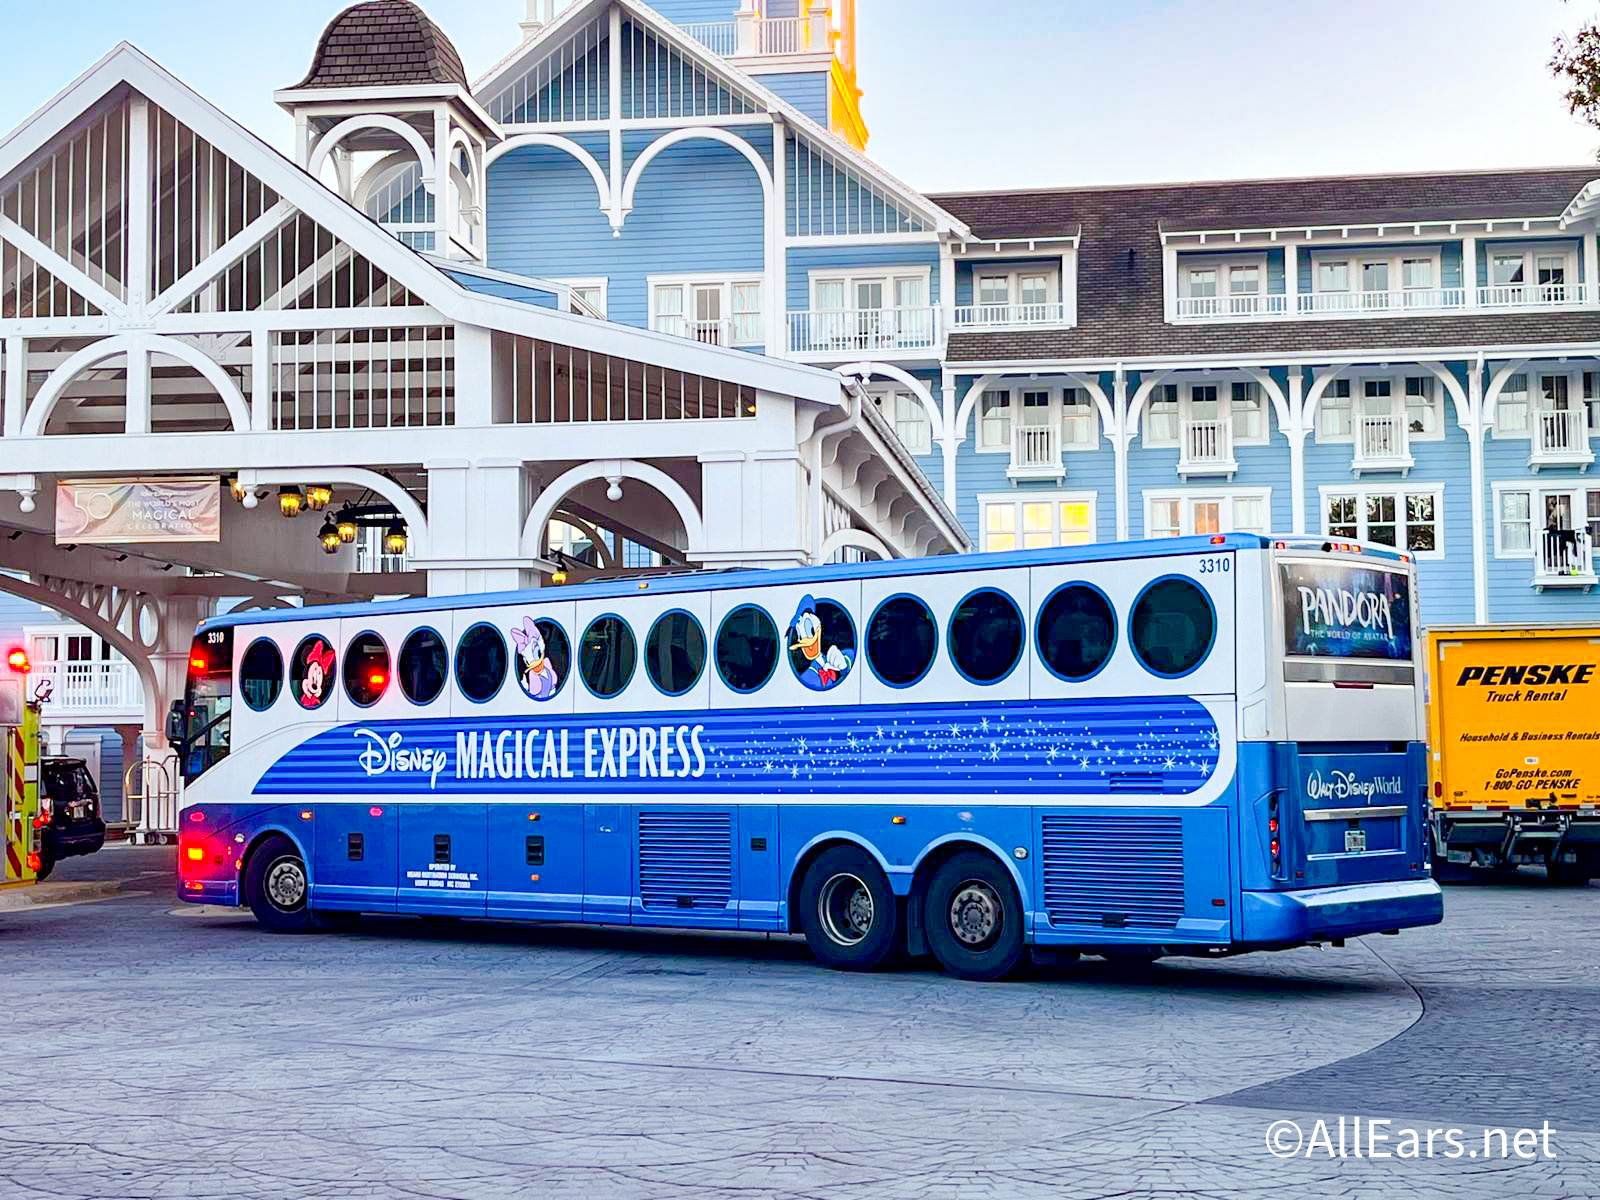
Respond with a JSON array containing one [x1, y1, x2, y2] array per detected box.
[[165, 700, 186, 748]]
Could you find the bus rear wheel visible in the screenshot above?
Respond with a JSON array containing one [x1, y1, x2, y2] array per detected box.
[[245, 835, 316, 933], [798, 846, 899, 972], [922, 851, 1024, 982]]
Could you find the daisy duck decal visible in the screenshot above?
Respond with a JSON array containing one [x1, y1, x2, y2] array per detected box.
[[788, 595, 854, 692], [512, 616, 562, 701], [295, 638, 336, 710]]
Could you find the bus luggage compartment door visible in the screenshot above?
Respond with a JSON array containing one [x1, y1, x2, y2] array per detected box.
[[397, 803, 488, 915], [1291, 746, 1425, 888], [487, 802, 584, 921], [311, 803, 397, 912]]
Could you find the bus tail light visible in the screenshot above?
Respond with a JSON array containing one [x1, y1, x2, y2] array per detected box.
[[184, 846, 205, 862], [1269, 793, 1282, 878]]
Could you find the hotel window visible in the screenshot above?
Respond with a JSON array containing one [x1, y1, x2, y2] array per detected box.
[[1019, 274, 1052, 308], [1404, 376, 1440, 436], [1229, 265, 1261, 296], [977, 276, 1011, 308], [650, 277, 763, 346], [1185, 267, 1218, 298], [1061, 387, 1097, 447], [1538, 255, 1568, 296], [1145, 384, 1180, 445], [980, 493, 1095, 552], [1146, 490, 1270, 538], [978, 390, 1011, 449], [1317, 261, 1350, 293], [1178, 260, 1263, 306], [869, 389, 931, 455], [1318, 379, 1353, 439], [1323, 487, 1441, 553], [976, 270, 1055, 313], [1497, 489, 1533, 554], [1361, 260, 1390, 302], [1488, 246, 1577, 297], [1490, 254, 1525, 286], [1497, 373, 1530, 434], [1402, 258, 1434, 293], [1585, 371, 1600, 432], [1230, 381, 1267, 442]]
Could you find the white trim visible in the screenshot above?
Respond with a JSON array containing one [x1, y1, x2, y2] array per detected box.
[[1490, 480, 1536, 559], [975, 489, 1098, 553], [1140, 486, 1272, 539], [1317, 482, 1446, 559], [807, 266, 934, 308]]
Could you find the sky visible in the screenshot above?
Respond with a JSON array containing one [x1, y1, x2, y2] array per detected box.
[[0, 0, 1595, 192]]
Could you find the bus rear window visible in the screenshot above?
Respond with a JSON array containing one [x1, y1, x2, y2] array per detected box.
[[1280, 560, 1412, 661]]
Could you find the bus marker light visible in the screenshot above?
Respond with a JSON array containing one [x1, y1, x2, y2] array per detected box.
[[530, 874, 540, 882], [369, 806, 384, 817], [188, 811, 206, 823], [891, 815, 906, 825], [1270, 839, 1280, 857], [1211, 898, 1226, 907], [1209, 535, 1226, 544], [1013, 847, 1027, 860], [300, 810, 313, 821], [528, 812, 540, 821], [234, 833, 246, 843], [1268, 817, 1279, 834]]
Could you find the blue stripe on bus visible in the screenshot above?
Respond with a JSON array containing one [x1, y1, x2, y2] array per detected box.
[[253, 695, 1222, 797]]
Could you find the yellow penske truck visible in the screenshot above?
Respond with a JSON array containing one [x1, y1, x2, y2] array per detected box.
[[1427, 625, 1600, 885]]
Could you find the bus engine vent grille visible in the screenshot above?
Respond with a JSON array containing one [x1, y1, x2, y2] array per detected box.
[[1040, 815, 1184, 930], [638, 810, 733, 910]]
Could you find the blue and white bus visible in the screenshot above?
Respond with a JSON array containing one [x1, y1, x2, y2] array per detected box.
[[173, 534, 1442, 980]]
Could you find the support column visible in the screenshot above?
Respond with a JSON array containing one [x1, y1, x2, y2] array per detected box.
[[1466, 362, 1488, 623], [939, 241, 956, 338], [4, 336, 24, 438], [735, 0, 758, 54], [1585, 232, 1598, 304], [1113, 366, 1130, 542], [1283, 242, 1299, 316], [421, 459, 535, 595], [1287, 368, 1307, 533], [1462, 234, 1479, 309], [807, 0, 830, 52], [769, 117, 788, 356], [939, 372, 958, 506]]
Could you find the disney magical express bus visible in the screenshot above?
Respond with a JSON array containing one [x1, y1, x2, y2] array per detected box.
[[173, 534, 1442, 981]]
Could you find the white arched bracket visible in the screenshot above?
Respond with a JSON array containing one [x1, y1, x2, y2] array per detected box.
[[835, 362, 946, 443], [1125, 368, 1175, 440], [520, 459, 707, 563], [1482, 357, 1533, 434], [22, 333, 252, 438], [619, 127, 774, 233], [488, 134, 614, 221], [1301, 363, 1357, 433], [1237, 366, 1291, 434], [309, 115, 437, 196], [820, 528, 897, 563], [235, 467, 430, 559], [952, 372, 1012, 444]]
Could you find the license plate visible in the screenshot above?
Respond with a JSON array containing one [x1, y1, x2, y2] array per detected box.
[[1344, 828, 1367, 854]]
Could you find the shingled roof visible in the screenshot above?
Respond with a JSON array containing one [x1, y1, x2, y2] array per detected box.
[[933, 167, 1600, 362], [293, 0, 468, 91]]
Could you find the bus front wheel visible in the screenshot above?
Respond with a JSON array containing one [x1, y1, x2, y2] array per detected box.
[[922, 851, 1025, 982], [245, 835, 316, 934], [798, 846, 900, 972]]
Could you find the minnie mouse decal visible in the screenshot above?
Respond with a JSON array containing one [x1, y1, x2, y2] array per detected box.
[[299, 639, 336, 708], [511, 616, 560, 701]]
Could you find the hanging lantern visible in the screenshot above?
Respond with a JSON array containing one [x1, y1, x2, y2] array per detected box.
[[335, 510, 359, 544], [383, 520, 408, 555], [306, 484, 334, 512], [226, 475, 247, 504], [318, 518, 341, 555], [551, 552, 568, 586], [278, 487, 304, 518]]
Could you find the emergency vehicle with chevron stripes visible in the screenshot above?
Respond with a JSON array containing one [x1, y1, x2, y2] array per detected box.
[[173, 535, 1443, 979]]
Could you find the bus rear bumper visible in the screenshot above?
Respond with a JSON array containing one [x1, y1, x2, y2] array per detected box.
[[1239, 878, 1443, 944], [178, 879, 239, 905]]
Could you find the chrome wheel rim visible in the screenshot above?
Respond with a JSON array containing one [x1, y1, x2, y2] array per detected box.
[[264, 856, 307, 911], [948, 881, 1002, 949], [818, 872, 874, 946]]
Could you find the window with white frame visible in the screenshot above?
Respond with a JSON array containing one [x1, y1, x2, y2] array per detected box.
[[1487, 244, 1578, 299], [978, 390, 1011, 450], [1496, 487, 1534, 555], [1316, 260, 1351, 294], [1318, 378, 1353, 439], [1145, 489, 1271, 538], [973, 268, 1057, 318], [1495, 483, 1600, 556], [1180, 258, 1263, 299], [1231, 381, 1267, 443], [1312, 250, 1442, 306], [1144, 383, 1179, 445], [1401, 257, 1434, 297], [811, 271, 929, 316], [1403, 376, 1442, 436], [559, 278, 608, 317], [980, 492, 1095, 552], [869, 388, 932, 455], [1496, 372, 1530, 435], [1061, 387, 1097, 448], [1323, 486, 1442, 553], [1585, 371, 1600, 433], [650, 276, 763, 346]]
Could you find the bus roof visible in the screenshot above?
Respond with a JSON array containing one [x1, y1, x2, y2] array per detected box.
[[199, 533, 1278, 633]]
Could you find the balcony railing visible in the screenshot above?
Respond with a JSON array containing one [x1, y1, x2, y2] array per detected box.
[[1007, 424, 1063, 481], [1536, 529, 1596, 589], [653, 315, 763, 349], [953, 301, 1070, 329], [1179, 419, 1235, 476], [787, 307, 941, 356], [1299, 288, 1467, 315], [1172, 282, 1600, 321], [1174, 293, 1289, 319], [756, 16, 809, 54], [28, 660, 143, 715], [1530, 407, 1596, 469], [1479, 282, 1591, 309], [1353, 413, 1413, 474], [680, 21, 737, 55], [679, 16, 826, 57]]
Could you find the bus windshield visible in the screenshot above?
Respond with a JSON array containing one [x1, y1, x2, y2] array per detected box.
[[181, 628, 233, 782], [1279, 558, 1413, 662]]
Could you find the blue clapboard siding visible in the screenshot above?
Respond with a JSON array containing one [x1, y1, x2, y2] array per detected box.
[[761, 71, 829, 126], [646, 0, 737, 24], [488, 134, 767, 331], [1479, 433, 1600, 624]]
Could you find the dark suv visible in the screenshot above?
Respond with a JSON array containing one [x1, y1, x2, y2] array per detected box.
[[37, 757, 106, 880]]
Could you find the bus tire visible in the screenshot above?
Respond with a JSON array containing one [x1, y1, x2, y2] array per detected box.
[[922, 850, 1025, 982], [245, 835, 316, 934], [798, 846, 899, 972]]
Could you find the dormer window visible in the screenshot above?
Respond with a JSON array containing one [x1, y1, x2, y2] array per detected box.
[[1486, 244, 1578, 303]]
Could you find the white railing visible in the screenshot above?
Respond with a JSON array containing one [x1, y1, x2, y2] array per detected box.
[[1297, 288, 1466, 315], [1478, 282, 1591, 309], [1182, 419, 1233, 468], [757, 16, 810, 54], [1537, 529, 1594, 582], [1535, 408, 1590, 459], [653, 315, 763, 348], [953, 301, 1070, 329], [787, 307, 941, 355], [1355, 413, 1409, 466], [681, 21, 737, 55], [1010, 424, 1062, 477], [1174, 293, 1289, 319], [29, 660, 143, 714]]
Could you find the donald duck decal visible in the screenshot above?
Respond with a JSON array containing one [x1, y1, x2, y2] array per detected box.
[[788, 595, 853, 692], [511, 616, 561, 701]]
